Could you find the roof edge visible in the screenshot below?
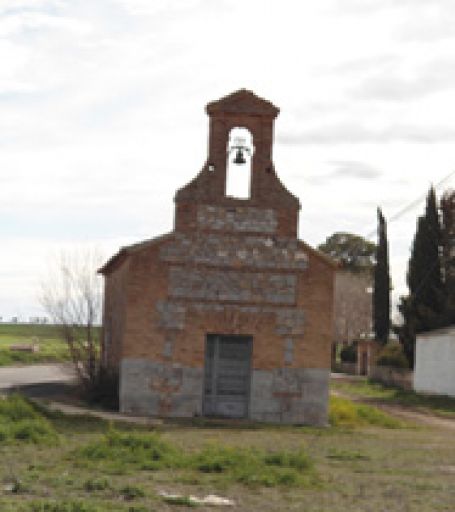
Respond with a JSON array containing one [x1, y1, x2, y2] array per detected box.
[[298, 240, 340, 269], [206, 88, 279, 117], [98, 232, 173, 275]]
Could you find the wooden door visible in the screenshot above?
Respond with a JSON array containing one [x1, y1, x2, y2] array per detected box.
[[203, 334, 252, 418]]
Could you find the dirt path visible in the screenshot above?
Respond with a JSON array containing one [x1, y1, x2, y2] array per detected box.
[[331, 388, 455, 431], [42, 389, 455, 431], [38, 399, 163, 426]]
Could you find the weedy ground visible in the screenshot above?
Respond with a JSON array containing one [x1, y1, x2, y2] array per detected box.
[[0, 394, 454, 511], [331, 377, 455, 419]]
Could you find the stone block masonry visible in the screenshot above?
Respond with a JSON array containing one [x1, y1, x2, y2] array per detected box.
[[160, 233, 308, 270], [169, 267, 297, 305], [197, 205, 277, 233]]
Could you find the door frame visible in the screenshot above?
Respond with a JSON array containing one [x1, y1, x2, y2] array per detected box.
[[202, 333, 253, 418]]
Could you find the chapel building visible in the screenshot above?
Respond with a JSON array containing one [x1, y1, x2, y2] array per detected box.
[[99, 89, 336, 425]]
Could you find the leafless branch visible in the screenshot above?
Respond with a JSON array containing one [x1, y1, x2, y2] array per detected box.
[[39, 248, 104, 390]]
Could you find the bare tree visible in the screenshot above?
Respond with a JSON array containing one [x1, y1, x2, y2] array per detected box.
[[40, 249, 104, 392]]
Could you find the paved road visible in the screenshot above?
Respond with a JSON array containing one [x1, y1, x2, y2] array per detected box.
[[0, 363, 75, 391]]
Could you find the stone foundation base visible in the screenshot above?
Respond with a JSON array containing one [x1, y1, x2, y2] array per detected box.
[[120, 358, 329, 426], [250, 367, 329, 425]]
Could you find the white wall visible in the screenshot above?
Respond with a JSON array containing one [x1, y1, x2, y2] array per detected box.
[[414, 327, 455, 397]]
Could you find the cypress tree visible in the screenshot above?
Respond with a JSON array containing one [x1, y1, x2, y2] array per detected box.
[[409, 187, 445, 330], [373, 208, 390, 344], [441, 192, 455, 325], [398, 186, 446, 366]]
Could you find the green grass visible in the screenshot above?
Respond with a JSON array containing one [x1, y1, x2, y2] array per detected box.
[[0, 393, 454, 511], [0, 323, 71, 366], [329, 396, 404, 428], [0, 323, 98, 366], [0, 324, 64, 339], [118, 484, 146, 500], [77, 428, 316, 488], [0, 339, 71, 366], [331, 378, 455, 418], [83, 477, 110, 492], [0, 395, 58, 445], [27, 501, 102, 512], [190, 443, 315, 487]]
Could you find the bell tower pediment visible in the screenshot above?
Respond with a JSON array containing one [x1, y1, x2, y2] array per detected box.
[[206, 89, 279, 117], [174, 90, 300, 237]]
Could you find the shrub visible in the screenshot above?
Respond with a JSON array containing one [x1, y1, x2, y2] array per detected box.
[[0, 395, 58, 445], [263, 450, 313, 471], [80, 428, 180, 469], [0, 394, 39, 421], [87, 368, 119, 410], [119, 485, 146, 500], [83, 477, 109, 492], [0, 424, 8, 442], [340, 344, 357, 363], [192, 444, 250, 473], [11, 418, 57, 444], [375, 344, 409, 369], [190, 444, 314, 487]]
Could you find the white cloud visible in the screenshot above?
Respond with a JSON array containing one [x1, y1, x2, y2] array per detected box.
[[278, 124, 455, 145], [1, 0, 455, 317]]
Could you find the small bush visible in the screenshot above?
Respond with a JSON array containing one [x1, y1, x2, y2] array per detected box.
[[11, 418, 57, 444], [375, 344, 409, 369], [119, 484, 146, 500], [0, 394, 39, 421], [83, 477, 109, 492], [0, 395, 58, 445], [191, 444, 314, 487], [329, 396, 403, 428], [28, 501, 101, 512], [340, 344, 357, 363], [263, 450, 313, 471], [86, 368, 119, 410], [80, 428, 180, 469], [192, 444, 250, 473], [0, 423, 8, 442]]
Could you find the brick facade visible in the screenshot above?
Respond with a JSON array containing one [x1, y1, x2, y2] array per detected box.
[[100, 90, 336, 425]]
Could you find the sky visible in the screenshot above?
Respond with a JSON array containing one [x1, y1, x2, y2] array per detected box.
[[1, 0, 455, 320]]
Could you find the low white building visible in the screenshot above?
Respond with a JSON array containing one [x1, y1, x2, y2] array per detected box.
[[414, 326, 455, 397]]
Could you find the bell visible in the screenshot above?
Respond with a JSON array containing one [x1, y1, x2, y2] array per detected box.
[[233, 148, 246, 165]]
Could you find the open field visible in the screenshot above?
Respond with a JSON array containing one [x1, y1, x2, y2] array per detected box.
[[331, 378, 455, 419], [0, 324, 70, 366], [0, 324, 100, 366], [0, 395, 454, 511]]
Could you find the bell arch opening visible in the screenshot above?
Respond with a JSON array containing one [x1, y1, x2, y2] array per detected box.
[[225, 127, 254, 199]]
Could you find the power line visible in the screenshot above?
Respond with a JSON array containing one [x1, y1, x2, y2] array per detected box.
[[365, 168, 455, 240]]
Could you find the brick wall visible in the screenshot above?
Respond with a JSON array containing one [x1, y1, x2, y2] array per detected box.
[[101, 90, 336, 424]]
